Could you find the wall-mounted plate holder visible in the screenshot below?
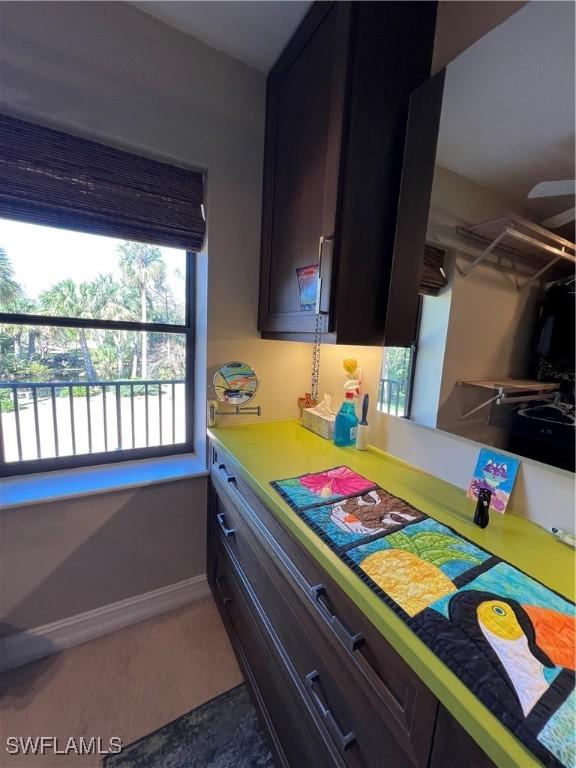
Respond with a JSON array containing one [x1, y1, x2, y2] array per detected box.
[[216, 404, 261, 417]]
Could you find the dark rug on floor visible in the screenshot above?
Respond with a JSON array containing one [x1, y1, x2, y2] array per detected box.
[[103, 684, 275, 768]]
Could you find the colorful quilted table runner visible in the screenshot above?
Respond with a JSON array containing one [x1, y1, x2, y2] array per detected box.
[[271, 466, 576, 768]]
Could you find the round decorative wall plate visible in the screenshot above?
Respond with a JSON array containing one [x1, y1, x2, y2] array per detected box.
[[213, 361, 259, 406]]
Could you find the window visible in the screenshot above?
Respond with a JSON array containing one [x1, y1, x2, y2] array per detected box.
[[378, 253, 437, 418], [377, 346, 415, 418], [0, 219, 194, 474], [0, 114, 205, 475]]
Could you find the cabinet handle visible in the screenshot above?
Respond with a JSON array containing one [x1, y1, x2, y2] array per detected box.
[[305, 671, 356, 752], [216, 512, 236, 538], [309, 584, 364, 652], [316, 235, 333, 315], [215, 575, 232, 606], [217, 463, 237, 484]]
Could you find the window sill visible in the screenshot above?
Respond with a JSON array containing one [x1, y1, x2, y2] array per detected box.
[[0, 453, 208, 511]]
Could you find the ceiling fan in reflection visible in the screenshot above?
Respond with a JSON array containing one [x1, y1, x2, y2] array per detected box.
[[527, 180, 576, 229]]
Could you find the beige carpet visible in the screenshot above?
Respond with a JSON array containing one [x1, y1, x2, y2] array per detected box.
[[0, 597, 243, 767]]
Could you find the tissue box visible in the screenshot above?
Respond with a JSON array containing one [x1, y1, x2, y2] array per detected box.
[[302, 406, 335, 440]]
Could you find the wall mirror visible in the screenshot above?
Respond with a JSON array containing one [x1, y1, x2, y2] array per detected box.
[[383, 2, 575, 472], [213, 361, 259, 406]]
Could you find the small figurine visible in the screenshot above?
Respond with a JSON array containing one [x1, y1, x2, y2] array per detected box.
[[342, 358, 362, 396], [297, 392, 317, 417]]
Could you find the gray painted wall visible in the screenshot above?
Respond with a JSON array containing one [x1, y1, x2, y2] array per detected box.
[[0, 479, 206, 637]]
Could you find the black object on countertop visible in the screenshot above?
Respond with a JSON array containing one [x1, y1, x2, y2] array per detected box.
[[360, 393, 369, 426], [473, 488, 491, 529]]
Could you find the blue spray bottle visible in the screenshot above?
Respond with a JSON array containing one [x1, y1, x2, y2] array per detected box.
[[334, 391, 359, 447]]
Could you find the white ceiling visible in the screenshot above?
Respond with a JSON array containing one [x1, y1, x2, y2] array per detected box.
[[436, 1, 575, 227], [132, 1, 312, 72]]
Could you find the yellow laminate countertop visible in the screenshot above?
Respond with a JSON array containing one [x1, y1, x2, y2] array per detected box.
[[208, 420, 575, 768]]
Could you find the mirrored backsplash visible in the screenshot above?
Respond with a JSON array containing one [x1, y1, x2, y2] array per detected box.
[[384, 2, 575, 472]]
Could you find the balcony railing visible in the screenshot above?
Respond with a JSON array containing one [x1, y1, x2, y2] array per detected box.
[[377, 378, 404, 417], [0, 379, 186, 463]]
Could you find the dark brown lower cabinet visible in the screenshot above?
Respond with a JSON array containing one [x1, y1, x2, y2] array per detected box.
[[211, 540, 340, 768], [207, 442, 495, 768]]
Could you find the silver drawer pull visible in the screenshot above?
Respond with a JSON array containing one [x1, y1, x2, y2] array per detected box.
[[309, 584, 364, 652], [305, 670, 356, 752], [216, 512, 236, 538], [215, 575, 232, 606], [218, 463, 237, 484]]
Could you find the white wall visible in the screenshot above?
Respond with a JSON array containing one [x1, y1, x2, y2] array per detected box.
[[429, 167, 539, 396], [422, 165, 542, 444], [410, 288, 452, 428]]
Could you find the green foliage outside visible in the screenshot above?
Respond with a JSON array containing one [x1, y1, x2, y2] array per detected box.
[[0, 243, 186, 390]]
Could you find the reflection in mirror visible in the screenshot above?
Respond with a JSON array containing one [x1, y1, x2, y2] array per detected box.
[[377, 346, 415, 418], [213, 361, 258, 406], [398, 2, 575, 471]]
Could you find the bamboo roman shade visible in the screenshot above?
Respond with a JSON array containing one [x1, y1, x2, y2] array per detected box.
[[420, 244, 448, 296], [0, 114, 206, 251]]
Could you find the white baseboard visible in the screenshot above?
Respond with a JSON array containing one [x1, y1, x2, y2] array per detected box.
[[0, 575, 210, 673]]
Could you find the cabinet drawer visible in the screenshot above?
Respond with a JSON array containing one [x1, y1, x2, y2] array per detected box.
[[211, 537, 339, 768], [211, 449, 436, 766], [212, 476, 428, 768]]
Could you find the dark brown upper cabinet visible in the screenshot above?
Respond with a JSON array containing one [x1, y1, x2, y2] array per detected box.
[[258, 1, 438, 345]]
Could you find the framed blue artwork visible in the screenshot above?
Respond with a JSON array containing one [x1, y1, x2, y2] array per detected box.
[[467, 448, 520, 513]]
